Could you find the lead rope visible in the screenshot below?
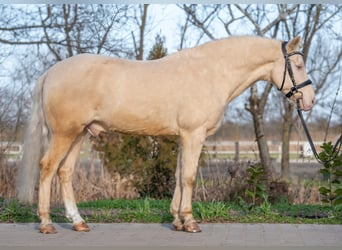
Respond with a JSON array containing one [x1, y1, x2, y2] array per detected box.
[[297, 108, 342, 164]]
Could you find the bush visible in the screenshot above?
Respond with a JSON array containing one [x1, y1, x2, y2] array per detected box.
[[318, 141, 342, 218], [93, 133, 178, 199]]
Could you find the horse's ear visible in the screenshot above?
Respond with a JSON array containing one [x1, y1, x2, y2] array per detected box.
[[287, 36, 302, 51]]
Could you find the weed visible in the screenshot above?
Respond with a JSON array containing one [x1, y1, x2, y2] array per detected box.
[[138, 198, 151, 214], [318, 142, 342, 215], [236, 196, 252, 214], [244, 164, 267, 209], [194, 201, 230, 221], [256, 194, 273, 217]]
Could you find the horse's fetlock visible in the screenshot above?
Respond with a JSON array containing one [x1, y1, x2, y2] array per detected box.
[[180, 210, 193, 221], [38, 211, 50, 218]]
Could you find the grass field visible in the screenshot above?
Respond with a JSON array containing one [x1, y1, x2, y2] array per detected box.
[[0, 198, 341, 225]]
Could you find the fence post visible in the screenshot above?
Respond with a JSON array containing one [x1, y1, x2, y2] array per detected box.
[[234, 141, 239, 162]]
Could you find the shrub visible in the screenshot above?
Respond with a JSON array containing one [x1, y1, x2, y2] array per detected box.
[[318, 142, 342, 207], [93, 133, 178, 199]]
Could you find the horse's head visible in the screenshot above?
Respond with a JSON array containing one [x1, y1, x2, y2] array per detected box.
[[272, 36, 315, 111]]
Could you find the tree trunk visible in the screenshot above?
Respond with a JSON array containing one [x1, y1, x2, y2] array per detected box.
[[134, 4, 149, 61], [246, 84, 275, 178], [253, 111, 273, 175]]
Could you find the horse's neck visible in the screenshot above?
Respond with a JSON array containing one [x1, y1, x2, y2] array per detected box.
[[199, 37, 281, 103]]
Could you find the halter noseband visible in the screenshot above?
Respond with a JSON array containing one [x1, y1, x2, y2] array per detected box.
[[278, 41, 312, 99]]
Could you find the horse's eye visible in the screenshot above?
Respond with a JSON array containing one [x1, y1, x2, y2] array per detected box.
[[296, 65, 303, 70]]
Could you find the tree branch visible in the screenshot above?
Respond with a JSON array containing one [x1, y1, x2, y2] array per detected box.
[[182, 4, 216, 40]]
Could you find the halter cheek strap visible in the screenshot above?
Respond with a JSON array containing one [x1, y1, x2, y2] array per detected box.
[[278, 41, 312, 99]]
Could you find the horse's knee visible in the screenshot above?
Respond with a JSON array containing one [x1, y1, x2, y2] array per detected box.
[[181, 174, 196, 187]]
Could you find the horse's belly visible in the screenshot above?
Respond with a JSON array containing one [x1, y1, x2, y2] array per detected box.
[[104, 110, 179, 136], [110, 119, 177, 136]]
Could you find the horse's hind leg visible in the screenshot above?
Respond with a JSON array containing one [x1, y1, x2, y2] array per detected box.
[[57, 135, 90, 232], [38, 135, 75, 234]]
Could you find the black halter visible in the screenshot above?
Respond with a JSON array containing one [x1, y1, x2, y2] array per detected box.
[[278, 41, 312, 99]]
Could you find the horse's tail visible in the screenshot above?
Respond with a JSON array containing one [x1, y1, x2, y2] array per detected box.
[[16, 73, 49, 204]]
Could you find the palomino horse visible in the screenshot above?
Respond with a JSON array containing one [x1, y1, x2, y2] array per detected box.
[[17, 36, 315, 234]]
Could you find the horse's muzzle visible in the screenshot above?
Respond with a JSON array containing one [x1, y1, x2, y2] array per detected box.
[[296, 94, 315, 111]]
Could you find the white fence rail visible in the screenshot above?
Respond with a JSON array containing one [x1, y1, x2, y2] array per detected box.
[[1, 140, 323, 161], [204, 140, 324, 161]]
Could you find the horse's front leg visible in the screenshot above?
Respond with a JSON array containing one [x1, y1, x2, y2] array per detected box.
[[178, 129, 205, 233], [170, 150, 183, 231]]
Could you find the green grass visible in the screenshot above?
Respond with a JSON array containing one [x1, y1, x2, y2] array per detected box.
[[0, 197, 341, 224], [0, 198, 38, 223]]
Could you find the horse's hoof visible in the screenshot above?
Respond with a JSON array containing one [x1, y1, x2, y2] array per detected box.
[[172, 218, 184, 231], [184, 222, 201, 233], [39, 224, 57, 234], [73, 222, 90, 232], [173, 223, 184, 231]]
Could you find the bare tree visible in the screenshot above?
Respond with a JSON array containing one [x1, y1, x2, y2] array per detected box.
[[0, 5, 132, 62]]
